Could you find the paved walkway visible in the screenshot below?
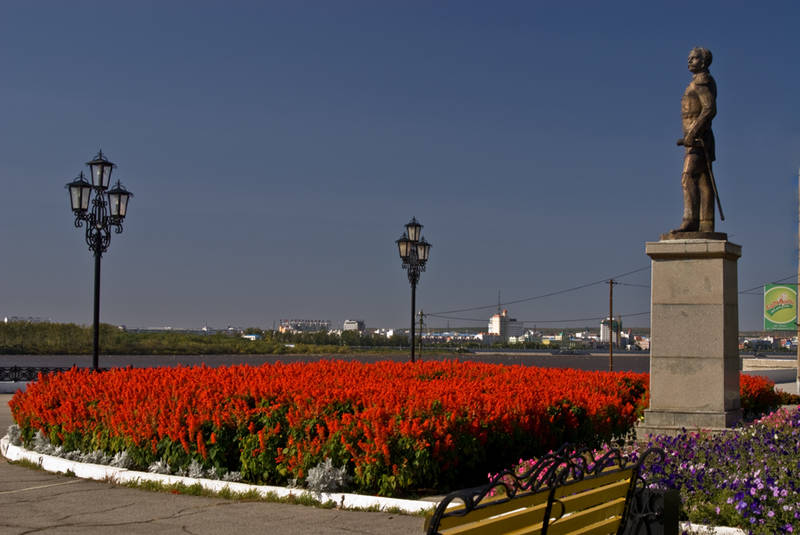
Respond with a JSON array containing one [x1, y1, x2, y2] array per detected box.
[[0, 395, 425, 535]]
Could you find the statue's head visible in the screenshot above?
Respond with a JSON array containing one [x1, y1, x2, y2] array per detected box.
[[688, 47, 712, 72]]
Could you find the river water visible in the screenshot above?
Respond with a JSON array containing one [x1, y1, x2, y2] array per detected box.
[[0, 353, 651, 373]]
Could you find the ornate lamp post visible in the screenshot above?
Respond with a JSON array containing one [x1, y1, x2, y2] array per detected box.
[[65, 151, 133, 371], [395, 217, 431, 363]]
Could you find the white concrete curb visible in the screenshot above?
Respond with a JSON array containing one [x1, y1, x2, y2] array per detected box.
[[0, 436, 436, 514], [679, 523, 746, 535]]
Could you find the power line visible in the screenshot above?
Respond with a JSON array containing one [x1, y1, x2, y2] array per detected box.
[[612, 276, 798, 294], [429, 265, 650, 315], [427, 269, 796, 326], [617, 282, 650, 289], [427, 310, 651, 325], [617, 274, 797, 295], [426, 314, 489, 323], [518, 311, 650, 325], [739, 274, 796, 295]]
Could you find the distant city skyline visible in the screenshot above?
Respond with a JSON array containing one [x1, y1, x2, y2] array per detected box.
[[1, 2, 798, 332]]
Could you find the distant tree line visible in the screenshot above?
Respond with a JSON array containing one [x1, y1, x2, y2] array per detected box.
[[0, 322, 359, 355], [0, 321, 578, 355]]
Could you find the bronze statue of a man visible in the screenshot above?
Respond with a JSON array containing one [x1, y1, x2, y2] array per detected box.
[[673, 47, 718, 233]]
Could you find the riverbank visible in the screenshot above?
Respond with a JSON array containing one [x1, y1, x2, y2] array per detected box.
[[1, 353, 794, 395]]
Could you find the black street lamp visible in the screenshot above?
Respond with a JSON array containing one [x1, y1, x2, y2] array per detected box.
[[66, 151, 133, 371], [396, 217, 431, 363]]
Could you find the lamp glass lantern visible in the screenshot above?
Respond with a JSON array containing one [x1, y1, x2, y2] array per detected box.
[[107, 180, 133, 220], [405, 217, 422, 242], [396, 233, 412, 262], [86, 150, 116, 189], [66, 172, 93, 213], [416, 237, 431, 263]]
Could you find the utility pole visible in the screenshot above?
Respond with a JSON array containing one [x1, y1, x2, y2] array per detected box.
[[608, 279, 617, 372], [797, 168, 799, 392]]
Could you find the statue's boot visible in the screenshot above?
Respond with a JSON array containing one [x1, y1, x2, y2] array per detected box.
[[672, 219, 698, 233], [698, 219, 714, 232], [672, 173, 699, 233]]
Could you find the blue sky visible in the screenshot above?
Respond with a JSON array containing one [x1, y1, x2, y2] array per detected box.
[[1, 1, 798, 332]]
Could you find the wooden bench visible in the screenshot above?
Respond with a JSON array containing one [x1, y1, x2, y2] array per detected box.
[[424, 446, 673, 535]]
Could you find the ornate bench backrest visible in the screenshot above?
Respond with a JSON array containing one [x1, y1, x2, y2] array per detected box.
[[425, 445, 665, 535]]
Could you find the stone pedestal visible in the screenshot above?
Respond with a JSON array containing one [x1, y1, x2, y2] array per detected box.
[[636, 239, 742, 439]]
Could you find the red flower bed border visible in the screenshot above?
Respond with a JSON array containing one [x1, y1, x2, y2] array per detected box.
[[7, 361, 784, 496]]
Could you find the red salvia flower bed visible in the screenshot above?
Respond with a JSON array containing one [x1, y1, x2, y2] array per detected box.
[[7, 361, 782, 496]]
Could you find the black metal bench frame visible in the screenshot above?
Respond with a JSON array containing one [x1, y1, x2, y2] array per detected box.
[[425, 444, 676, 535]]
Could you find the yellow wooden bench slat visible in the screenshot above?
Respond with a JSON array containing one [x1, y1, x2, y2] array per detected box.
[[551, 515, 622, 535], [556, 478, 632, 514], [552, 468, 634, 498], [545, 496, 627, 535], [437, 500, 549, 535], [436, 487, 551, 530], [501, 520, 550, 535]]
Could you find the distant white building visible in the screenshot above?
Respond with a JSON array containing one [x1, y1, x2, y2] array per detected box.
[[4, 316, 50, 324], [488, 309, 524, 341], [343, 319, 366, 332], [279, 319, 330, 333], [422, 331, 480, 343], [600, 317, 622, 345], [488, 312, 501, 336], [373, 328, 395, 338]]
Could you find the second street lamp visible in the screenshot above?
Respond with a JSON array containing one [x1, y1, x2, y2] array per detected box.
[[66, 151, 133, 371], [396, 217, 432, 363]]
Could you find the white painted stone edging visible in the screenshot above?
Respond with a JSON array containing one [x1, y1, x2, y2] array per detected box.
[[0, 435, 435, 514], [678, 524, 746, 535], [0, 435, 749, 531]]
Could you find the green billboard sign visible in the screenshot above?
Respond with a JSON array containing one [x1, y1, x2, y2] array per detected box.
[[764, 284, 797, 330]]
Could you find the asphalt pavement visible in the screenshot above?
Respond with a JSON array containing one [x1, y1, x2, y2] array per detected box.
[[0, 394, 425, 535]]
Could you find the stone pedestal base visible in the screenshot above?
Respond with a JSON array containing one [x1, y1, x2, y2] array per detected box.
[[637, 410, 742, 438], [636, 239, 742, 440]]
